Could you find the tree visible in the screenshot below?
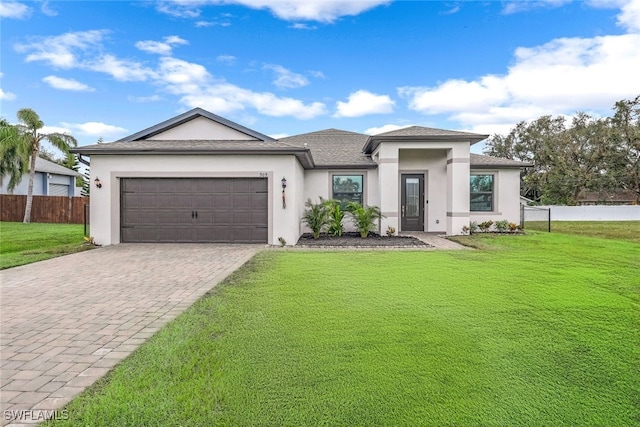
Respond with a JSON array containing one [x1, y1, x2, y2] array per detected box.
[[0, 118, 29, 192], [610, 95, 640, 203], [1, 109, 77, 223], [484, 95, 640, 205]]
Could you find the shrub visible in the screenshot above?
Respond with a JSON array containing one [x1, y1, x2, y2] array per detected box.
[[462, 225, 470, 235], [469, 221, 479, 234], [495, 220, 509, 233], [479, 220, 494, 232], [508, 222, 518, 232], [346, 202, 384, 238], [326, 199, 345, 237], [386, 226, 396, 237], [301, 197, 330, 239]]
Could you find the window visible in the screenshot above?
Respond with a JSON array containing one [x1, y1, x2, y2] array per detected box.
[[470, 174, 494, 211], [332, 174, 363, 206]]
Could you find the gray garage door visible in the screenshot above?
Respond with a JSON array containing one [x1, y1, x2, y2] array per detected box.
[[121, 178, 268, 243]]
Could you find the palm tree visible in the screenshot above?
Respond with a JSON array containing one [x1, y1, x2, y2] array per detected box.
[[1, 109, 77, 223], [0, 118, 29, 192]]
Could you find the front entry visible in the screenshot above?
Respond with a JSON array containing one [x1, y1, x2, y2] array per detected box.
[[401, 174, 425, 231]]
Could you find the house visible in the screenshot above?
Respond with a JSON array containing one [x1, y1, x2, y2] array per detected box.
[[0, 156, 81, 197], [577, 190, 638, 205], [72, 108, 529, 245]]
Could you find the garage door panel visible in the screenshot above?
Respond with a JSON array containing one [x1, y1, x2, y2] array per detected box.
[[121, 178, 268, 243]]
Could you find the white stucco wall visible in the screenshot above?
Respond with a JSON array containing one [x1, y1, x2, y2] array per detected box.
[[398, 149, 447, 232], [147, 116, 258, 140], [300, 168, 379, 235], [90, 154, 303, 246], [470, 168, 521, 228]]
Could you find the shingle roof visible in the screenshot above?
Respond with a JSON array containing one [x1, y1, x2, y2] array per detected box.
[[375, 126, 487, 139], [34, 157, 80, 176], [470, 154, 532, 168], [72, 139, 314, 168], [279, 129, 376, 168]]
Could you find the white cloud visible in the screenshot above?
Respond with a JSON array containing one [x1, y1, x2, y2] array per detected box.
[[135, 35, 188, 55], [40, 0, 58, 16], [14, 30, 326, 120], [128, 95, 163, 102], [289, 23, 317, 30], [87, 55, 156, 82], [41, 125, 72, 134], [502, 0, 572, 14], [216, 54, 236, 64], [61, 121, 128, 137], [16, 30, 107, 69], [0, 88, 17, 101], [334, 90, 395, 117], [43, 75, 95, 92], [264, 64, 308, 89], [155, 0, 389, 23], [364, 124, 415, 135], [0, 1, 30, 19], [400, 11, 640, 134]]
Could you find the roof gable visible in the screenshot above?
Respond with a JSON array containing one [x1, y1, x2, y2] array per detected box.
[[364, 126, 489, 153], [117, 108, 276, 142]]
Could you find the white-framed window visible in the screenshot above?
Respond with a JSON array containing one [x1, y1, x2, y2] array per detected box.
[[470, 174, 494, 211]]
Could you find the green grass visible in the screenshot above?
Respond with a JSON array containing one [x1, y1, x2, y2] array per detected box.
[[49, 232, 639, 426], [525, 220, 640, 243], [0, 222, 93, 269]]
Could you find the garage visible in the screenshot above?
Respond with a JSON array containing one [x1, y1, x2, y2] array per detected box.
[[121, 178, 268, 243]]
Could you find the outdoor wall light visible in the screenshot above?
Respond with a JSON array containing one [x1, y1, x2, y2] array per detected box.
[[281, 177, 287, 209], [94, 177, 102, 189]]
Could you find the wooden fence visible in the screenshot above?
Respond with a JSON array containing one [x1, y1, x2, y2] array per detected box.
[[0, 195, 89, 224]]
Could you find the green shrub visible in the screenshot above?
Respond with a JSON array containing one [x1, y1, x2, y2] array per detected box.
[[495, 220, 509, 233], [479, 220, 494, 232], [301, 198, 330, 239], [469, 221, 479, 234], [346, 202, 384, 238], [326, 199, 345, 237]]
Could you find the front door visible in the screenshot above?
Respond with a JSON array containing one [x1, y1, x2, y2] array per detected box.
[[401, 174, 424, 231]]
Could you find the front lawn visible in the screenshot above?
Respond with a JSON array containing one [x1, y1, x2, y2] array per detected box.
[[0, 222, 92, 269], [524, 220, 640, 243], [50, 233, 639, 426]]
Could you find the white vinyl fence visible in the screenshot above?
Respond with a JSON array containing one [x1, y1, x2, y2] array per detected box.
[[536, 205, 640, 221]]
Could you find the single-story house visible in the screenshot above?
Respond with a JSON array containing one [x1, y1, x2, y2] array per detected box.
[[0, 156, 81, 197], [72, 108, 529, 245]]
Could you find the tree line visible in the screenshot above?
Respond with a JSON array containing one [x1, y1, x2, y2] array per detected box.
[[484, 95, 640, 205]]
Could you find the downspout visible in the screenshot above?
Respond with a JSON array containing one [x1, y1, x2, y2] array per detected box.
[[77, 154, 90, 167]]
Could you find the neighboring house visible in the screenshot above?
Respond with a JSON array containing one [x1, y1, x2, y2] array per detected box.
[[577, 190, 638, 205], [0, 157, 81, 197], [72, 108, 530, 245]]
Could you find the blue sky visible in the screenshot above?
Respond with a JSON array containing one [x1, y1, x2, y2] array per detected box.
[[1, 0, 639, 152]]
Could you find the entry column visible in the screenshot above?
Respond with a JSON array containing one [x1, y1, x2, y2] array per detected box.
[[446, 149, 470, 235], [378, 145, 399, 234]]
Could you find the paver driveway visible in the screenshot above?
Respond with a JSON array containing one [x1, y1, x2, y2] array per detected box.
[[0, 244, 259, 426]]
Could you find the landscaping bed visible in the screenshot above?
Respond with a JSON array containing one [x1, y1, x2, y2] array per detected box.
[[296, 232, 431, 248]]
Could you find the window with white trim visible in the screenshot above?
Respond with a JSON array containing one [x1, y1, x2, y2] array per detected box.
[[470, 174, 494, 211]]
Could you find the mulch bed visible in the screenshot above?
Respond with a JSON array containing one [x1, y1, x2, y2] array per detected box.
[[296, 232, 432, 248]]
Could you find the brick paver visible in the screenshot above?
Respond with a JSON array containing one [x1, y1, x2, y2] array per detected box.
[[0, 244, 259, 426]]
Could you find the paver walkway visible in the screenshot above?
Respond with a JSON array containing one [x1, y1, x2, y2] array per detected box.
[[0, 244, 259, 426], [400, 232, 470, 250]]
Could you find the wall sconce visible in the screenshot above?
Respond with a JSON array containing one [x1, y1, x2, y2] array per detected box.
[[94, 177, 102, 189], [281, 177, 287, 209]]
